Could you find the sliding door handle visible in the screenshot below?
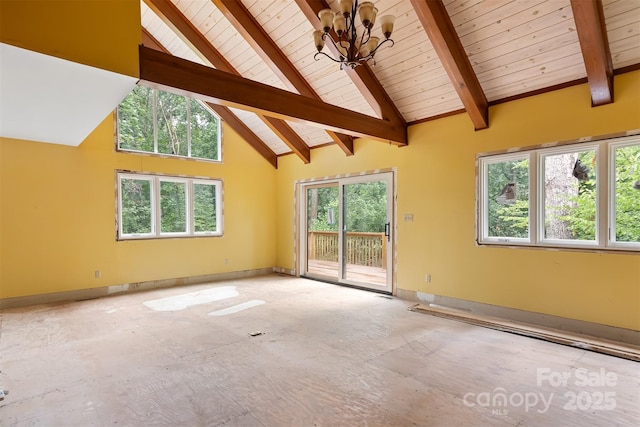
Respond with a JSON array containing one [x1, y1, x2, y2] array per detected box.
[[384, 222, 391, 242]]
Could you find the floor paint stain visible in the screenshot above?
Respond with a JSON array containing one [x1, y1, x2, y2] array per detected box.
[[208, 300, 266, 316], [143, 286, 239, 312]]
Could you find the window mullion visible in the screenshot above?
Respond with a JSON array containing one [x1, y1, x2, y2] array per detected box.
[[187, 98, 192, 158], [481, 160, 489, 241], [188, 180, 194, 235], [153, 89, 159, 154], [529, 152, 538, 244], [153, 177, 161, 236], [217, 182, 223, 234], [598, 144, 608, 247], [537, 152, 546, 244]]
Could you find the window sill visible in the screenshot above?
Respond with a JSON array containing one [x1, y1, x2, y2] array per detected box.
[[476, 240, 639, 255]]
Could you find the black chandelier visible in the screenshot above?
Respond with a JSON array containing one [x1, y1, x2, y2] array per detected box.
[[313, 0, 396, 69]]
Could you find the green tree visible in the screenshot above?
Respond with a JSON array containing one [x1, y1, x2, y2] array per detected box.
[[308, 187, 339, 231], [569, 144, 640, 241], [121, 178, 152, 234], [117, 86, 154, 152], [160, 181, 186, 233], [157, 91, 188, 156], [194, 183, 217, 232], [117, 87, 219, 160], [487, 159, 529, 238], [345, 181, 387, 232], [307, 182, 388, 233], [190, 99, 219, 160]]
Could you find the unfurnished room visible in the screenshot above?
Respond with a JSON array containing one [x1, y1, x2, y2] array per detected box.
[[0, 0, 639, 426]]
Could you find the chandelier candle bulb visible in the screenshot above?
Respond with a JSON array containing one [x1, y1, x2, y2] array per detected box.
[[370, 7, 378, 29], [313, 30, 325, 51], [366, 37, 379, 54], [333, 14, 347, 36], [358, 2, 375, 28], [380, 15, 395, 39], [340, 0, 353, 16], [311, 0, 395, 69], [318, 9, 334, 33]]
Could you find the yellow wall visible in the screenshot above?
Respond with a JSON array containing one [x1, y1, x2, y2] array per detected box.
[[0, 0, 140, 77], [0, 116, 277, 298], [0, 0, 637, 331], [275, 71, 640, 331]]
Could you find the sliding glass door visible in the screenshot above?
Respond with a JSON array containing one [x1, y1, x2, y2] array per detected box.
[[300, 172, 393, 293], [304, 183, 340, 282]]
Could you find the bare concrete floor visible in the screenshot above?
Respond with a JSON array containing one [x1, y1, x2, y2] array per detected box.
[[0, 275, 638, 426]]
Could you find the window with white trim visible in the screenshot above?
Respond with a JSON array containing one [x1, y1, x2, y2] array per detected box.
[[116, 85, 221, 161], [478, 135, 639, 251], [117, 172, 222, 240]]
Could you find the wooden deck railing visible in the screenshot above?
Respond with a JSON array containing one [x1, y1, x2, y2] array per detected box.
[[308, 231, 387, 268]]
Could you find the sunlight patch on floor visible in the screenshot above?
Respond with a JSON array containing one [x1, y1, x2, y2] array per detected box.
[[143, 286, 238, 311]]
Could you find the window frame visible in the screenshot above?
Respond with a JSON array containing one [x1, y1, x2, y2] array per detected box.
[[479, 152, 532, 246], [609, 138, 640, 250], [477, 134, 639, 252], [537, 143, 601, 249], [117, 172, 223, 240], [116, 86, 222, 163]]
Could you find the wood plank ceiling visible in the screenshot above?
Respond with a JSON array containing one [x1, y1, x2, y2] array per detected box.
[[139, 0, 640, 167]]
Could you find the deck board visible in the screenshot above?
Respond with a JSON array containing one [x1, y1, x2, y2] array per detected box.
[[307, 259, 387, 286]]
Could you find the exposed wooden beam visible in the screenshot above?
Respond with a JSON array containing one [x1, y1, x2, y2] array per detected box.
[[294, 0, 407, 135], [209, 105, 278, 168], [139, 46, 407, 145], [211, 0, 354, 155], [410, 0, 488, 130], [570, 0, 614, 106], [144, 0, 310, 164], [141, 29, 277, 168]]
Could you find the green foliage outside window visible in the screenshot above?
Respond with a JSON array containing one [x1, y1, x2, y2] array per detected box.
[[307, 182, 388, 233], [308, 187, 338, 232], [120, 178, 152, 235], [344, 182, 388, 233], [160, 181, 186, 233], [487, 159, 529, 238], [157, 91, 188, 157], [117, 86, 219, 161], [194, 183, 217, 233], [117, 86, 154, 152], [482, 141, 639, 247], [119, 174, 220, 238], [190, 99, 219, 160], [557, 151, 597, 241], [614, 145, 640, 242]]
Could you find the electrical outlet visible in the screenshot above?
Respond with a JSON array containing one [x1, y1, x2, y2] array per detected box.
[[95, 270, 101, 279], [224, 258, 230, 265], [425, 274, 431, 283]]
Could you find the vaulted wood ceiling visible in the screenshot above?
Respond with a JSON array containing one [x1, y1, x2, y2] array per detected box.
[[139, 0, 640, 167]]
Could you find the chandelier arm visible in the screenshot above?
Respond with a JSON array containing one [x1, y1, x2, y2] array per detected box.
[[368, 38, 394, 57], [314, 51, 344, 63], [359, 29, 370, 53], [322, 32, 345, 59], [347, 14, 357, 59]]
